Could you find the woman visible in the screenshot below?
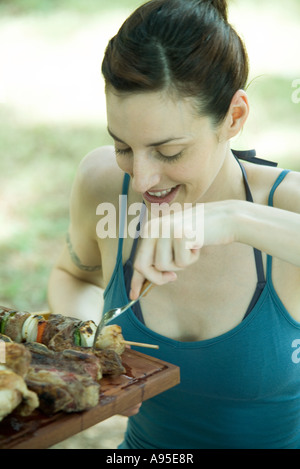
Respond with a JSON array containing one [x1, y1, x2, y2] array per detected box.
[[48, 0, 300, 449]]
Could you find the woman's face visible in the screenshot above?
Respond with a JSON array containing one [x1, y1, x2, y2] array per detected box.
[[106, 90, 230, 207]]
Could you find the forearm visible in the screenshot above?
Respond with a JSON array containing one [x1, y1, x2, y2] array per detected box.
[[235, 200, 300, 267], [47, 267, 104, 322]]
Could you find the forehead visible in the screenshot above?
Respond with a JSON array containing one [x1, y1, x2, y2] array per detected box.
[[105, 90, 199, 139]]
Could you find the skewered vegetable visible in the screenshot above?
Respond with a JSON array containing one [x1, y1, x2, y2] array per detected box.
[[0, 306, 158, 352]]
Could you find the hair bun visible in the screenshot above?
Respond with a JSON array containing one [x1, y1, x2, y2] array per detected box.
[[203, 0, 228, 22]]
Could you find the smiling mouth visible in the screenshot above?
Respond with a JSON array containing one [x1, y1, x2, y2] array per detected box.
[[143, 185, 180, 204], [148, 188, 174, 197]]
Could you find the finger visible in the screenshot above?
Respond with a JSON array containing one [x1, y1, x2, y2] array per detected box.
[[173, 238, 201, 268], [130, 269, 146, 300], [130, 266, 177, 300], [130, 238, 155, 299], [152, 237, 187, 273], [154, 237, 177, 271]]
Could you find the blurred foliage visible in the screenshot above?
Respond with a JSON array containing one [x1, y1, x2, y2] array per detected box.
[[234, 0, 300, 16], [0, 0, 299, 18], [0, 117, 111, 310], [244, 74, 300, 169], [0, 0, 144, 15]]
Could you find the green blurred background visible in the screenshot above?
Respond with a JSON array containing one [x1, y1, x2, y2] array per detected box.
[[0, 0, 300, 312]]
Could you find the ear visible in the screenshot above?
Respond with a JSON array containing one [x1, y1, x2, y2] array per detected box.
[[224, 90, 249, 139]]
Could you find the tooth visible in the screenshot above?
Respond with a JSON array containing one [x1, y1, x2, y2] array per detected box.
[[148, 188, 173, 197]]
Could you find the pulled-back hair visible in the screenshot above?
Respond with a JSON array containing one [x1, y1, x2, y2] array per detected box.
[[102, 0, 249, 125]]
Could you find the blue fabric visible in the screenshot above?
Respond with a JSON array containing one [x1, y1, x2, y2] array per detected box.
[[102, 165, 300, 449]]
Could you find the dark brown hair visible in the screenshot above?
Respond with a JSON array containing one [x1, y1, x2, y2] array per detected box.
[[102, 0, 249, 125]]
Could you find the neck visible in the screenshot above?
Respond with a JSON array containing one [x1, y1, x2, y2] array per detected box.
[[200, 146, 246, 204]]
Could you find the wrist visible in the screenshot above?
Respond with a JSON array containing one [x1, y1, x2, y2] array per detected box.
[[230, 199, 250, 244], [218, 199, 245, 245], [202, 199, 242, 247]]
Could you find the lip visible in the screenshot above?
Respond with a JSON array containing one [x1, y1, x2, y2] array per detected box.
[[143, 185, 181, 204]]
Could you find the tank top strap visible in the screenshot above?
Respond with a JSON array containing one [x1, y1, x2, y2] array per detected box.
[[119, 173, 131, 239], [266, 169, 291, 279], [268, 170, 291, 207], [233, 152, 266, 286], [127, 202, 147, 262], [103, 173, 131, 301], [122, 201, 147, 324], [232, 149, 282, 319], [231, 149, 278, 167]]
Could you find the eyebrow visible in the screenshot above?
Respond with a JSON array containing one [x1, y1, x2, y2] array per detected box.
[[107, 127, 185, 147]]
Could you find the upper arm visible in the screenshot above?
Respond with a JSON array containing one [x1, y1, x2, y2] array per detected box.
[[55, 146, 122, 288], [273, 169, 300, 214]]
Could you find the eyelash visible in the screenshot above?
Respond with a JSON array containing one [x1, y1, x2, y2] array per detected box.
[[115, 147, 183, 163]]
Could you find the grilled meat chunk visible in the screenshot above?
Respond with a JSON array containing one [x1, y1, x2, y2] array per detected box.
[[0, 342, 39, 421], [4, 311, 31, 343], [4, 342, 32, 378], [94, 349, 125, 376], [23, 343, 102, 414], [42, 314, 81, 347], [95, 325, 126, 355], [0, 366, 39, 421], [25, 342, 103, 381], [25, 367, 99, 414]]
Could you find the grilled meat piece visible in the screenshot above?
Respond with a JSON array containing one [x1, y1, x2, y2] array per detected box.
[[24, 341, 55, 357], [60, 348, 126, 376], [94, 349, 125, 376], [23, 342, 101, 414], [0, 342, 39, 421], [95, 325, 126, 355], [4, 342, 32, 378], [42, 313, 81, 347], [0, 366, 39, 421], [0, 308, 17, 339], [0, 306, 14, 320], [25, 367, 99, 414], [25, 342, 103, 381], [4, 311, 31, 343]]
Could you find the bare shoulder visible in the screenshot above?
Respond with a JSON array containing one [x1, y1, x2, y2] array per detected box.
[[69, 145, 126, 240], [272, 169, 300, 214], [244, 160, 300, 213], [76, 145, 125, 204], [56, 146, 125, 284]]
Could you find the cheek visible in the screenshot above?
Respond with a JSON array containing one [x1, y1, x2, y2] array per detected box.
[[172, 158, 201, 183], [116, 156, 132, 174]]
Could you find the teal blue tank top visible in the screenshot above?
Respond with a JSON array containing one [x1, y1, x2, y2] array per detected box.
[[102, 152, 300, 449]]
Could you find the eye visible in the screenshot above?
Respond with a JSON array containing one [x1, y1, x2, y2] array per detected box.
[[156, 151, 183, 162], [115, 147, 131, 156], [114, 147, 183, 163]]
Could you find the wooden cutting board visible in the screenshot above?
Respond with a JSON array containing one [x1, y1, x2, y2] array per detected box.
[[0, 349, 180, 449]]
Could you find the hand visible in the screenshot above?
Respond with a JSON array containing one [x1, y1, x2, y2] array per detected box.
[[130, 204, 203, 299], [130, 200, 236, 299]]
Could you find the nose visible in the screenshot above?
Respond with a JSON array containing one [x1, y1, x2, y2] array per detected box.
[[130, 152, 161, 193]]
